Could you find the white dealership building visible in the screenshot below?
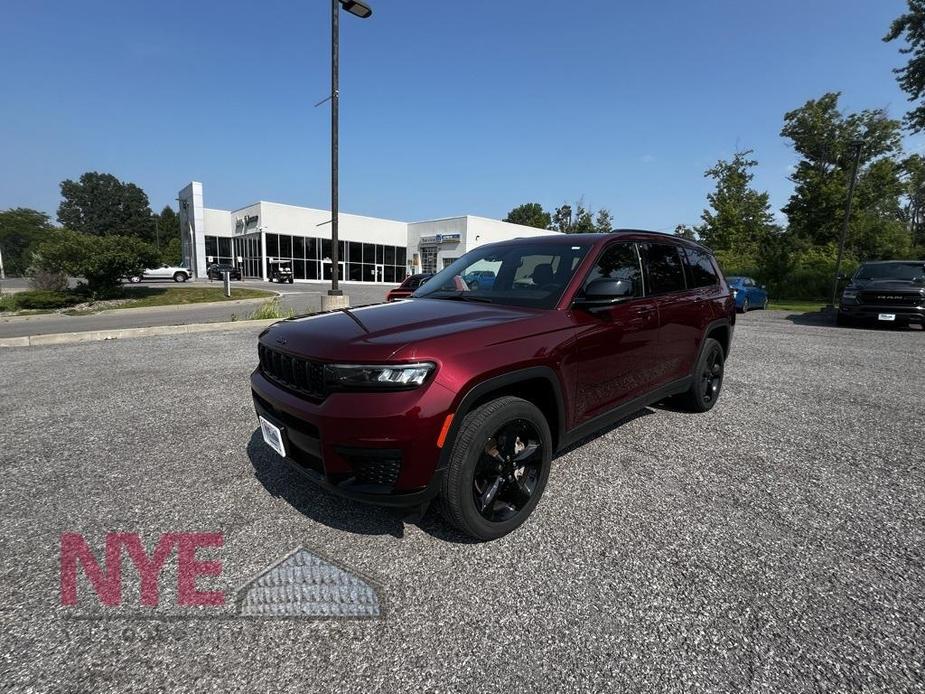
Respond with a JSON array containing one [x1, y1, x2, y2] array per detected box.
[[178, 182, 558, 283]]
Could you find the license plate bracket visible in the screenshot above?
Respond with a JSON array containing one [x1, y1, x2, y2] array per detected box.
[[259, 416, 287, 457]]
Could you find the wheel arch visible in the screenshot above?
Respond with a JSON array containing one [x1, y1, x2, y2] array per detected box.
[[436, 367, 566, 470]]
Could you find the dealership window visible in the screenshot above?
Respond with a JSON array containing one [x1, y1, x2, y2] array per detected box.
[[251, 232, 405, 282], [204, 235, 234, 267]]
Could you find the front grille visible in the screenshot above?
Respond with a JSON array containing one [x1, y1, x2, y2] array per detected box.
[[858, 291, 924, 307], [258, 344, 326, 400]]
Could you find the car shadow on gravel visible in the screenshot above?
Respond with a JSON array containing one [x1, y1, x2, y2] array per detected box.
[[246, 430, 481, 544], [248, 408, 660, 543], [784, 311, 924, 330]]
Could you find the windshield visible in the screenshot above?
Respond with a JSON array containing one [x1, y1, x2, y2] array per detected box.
[[854, 262, 925, 283], [413, 241, 589, 309]]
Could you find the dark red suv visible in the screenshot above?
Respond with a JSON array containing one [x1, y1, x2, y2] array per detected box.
[[251, 231, 735, 539]]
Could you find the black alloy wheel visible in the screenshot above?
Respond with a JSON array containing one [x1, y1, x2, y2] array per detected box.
[[472, 419, 544, 523], [440, 396, 552, 540], [699, 342, 724, 406]]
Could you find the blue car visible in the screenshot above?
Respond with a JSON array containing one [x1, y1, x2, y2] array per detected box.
[[462, 270, 496, 291], [726, 276, 768, 312]]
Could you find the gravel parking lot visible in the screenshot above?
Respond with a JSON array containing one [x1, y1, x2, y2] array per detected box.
[[1, 311, 922, 692]]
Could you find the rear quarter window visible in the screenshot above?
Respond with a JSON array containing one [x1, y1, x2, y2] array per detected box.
[[683, 247, 720, 288]]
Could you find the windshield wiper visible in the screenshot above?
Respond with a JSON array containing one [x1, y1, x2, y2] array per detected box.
[[433, 293, 494, 303]]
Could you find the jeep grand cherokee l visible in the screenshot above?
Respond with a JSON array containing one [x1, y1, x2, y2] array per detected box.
[[251, 232, 735, 540], [837, 260, 925, 328]]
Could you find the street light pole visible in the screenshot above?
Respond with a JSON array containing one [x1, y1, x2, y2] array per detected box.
[[831, 140, 864, 310], [330, 0, 341, 296], [0, 243, 5, 280], [327, 0, 372, 299]]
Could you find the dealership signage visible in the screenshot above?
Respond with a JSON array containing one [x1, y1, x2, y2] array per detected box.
[[234, 214, 260, 235], [420, 233, 461, 245]]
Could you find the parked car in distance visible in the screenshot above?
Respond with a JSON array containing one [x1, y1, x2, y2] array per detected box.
[[837, 260, 925, 328], [462, 269, 496, 291], [128, 264, 191, 283], [386, 273, 433, 302], [268, 261, 294, 284], [251, 232, 735, 540], [726, 276, 768, 312], [207, 264, 242, 281]]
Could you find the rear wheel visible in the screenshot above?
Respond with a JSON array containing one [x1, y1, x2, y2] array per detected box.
[[676, 338, 725, 413], [440, 396, 552, 541], [173, 272, 188, 283]]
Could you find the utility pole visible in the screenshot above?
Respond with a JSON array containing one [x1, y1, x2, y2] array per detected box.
[[831, 140, 864, 310], [0, 243, 5, 281], [330, 0, 341, 297], [323, 0, 372, 308]]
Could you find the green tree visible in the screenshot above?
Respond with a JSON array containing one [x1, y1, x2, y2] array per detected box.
[[781, 93, 903, 254], [58, 172, 156, 241], [673, 224, 697, 241], [884, 1, 925, 133], [0, 208, 54, 275], [154, 205, 181, 261], [33, 228, 159, 297], [503, 203, 551, 229], [550, 204, 573, 232], [697, 150, 775, 265], [900, 153, 925, 249], [594, 208, 614, 233]]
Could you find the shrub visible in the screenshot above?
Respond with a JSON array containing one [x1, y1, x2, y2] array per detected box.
[[12, 290, 82, 310], [29, 269, 68, 292], [0, 294, 17, 312], [248, 299, 294, 321], [33, 229, 159, 298]]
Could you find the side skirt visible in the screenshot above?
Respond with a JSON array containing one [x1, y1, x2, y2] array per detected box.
[[558, 376, 693, 451]]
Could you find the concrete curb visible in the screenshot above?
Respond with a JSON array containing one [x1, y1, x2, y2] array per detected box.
[[0, 318, 280, 348], [0, 294, 279, 323]]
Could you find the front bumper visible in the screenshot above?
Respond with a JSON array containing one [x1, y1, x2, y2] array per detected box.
[[839, 304, 924, 323], [250, 369, 454, 507]]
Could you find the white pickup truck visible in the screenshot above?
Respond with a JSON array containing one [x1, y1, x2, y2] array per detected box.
[[128, 264, 192, 283]]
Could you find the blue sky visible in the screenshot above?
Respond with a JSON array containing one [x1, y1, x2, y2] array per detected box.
[[0, 0, 919, 230]]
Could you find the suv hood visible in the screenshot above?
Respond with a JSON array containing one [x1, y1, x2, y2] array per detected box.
[[260, 299, 545, 361]]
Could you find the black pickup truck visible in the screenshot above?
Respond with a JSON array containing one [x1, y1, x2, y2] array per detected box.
[[837, 260, 925, 328]]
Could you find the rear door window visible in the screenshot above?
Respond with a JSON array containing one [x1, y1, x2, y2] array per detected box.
[[640, 243, 686, 295]]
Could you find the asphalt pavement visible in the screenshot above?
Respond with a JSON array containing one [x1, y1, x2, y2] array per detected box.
[[0, 311, 923, 692], [0, 280, 390, 338]]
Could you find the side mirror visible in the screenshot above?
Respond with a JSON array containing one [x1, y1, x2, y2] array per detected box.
[[574, 278, 634, 310]]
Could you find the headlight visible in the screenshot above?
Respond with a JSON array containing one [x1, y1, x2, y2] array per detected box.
[[731, 288, 738, 297], [841, 290, 858, 303], [324, 362, 436, 390]]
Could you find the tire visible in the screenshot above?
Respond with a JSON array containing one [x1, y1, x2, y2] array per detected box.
[[173, 272, 188, 283], [835, 312, 852, 327], [762, 298, 769, 310], [675, 337, 725, 413], [128, 275, 141, 284], [440, 396, 552, 541], [740, 298, 749, 313]]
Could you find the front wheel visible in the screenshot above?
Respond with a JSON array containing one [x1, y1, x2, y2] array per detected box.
[[740, 298, 749, 313], [440, 396, 552, 541], [173, 272, 188, 283], [762, 298, 769, 310], [675, 337, 725, 413], [128, 275, 142, 284]]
